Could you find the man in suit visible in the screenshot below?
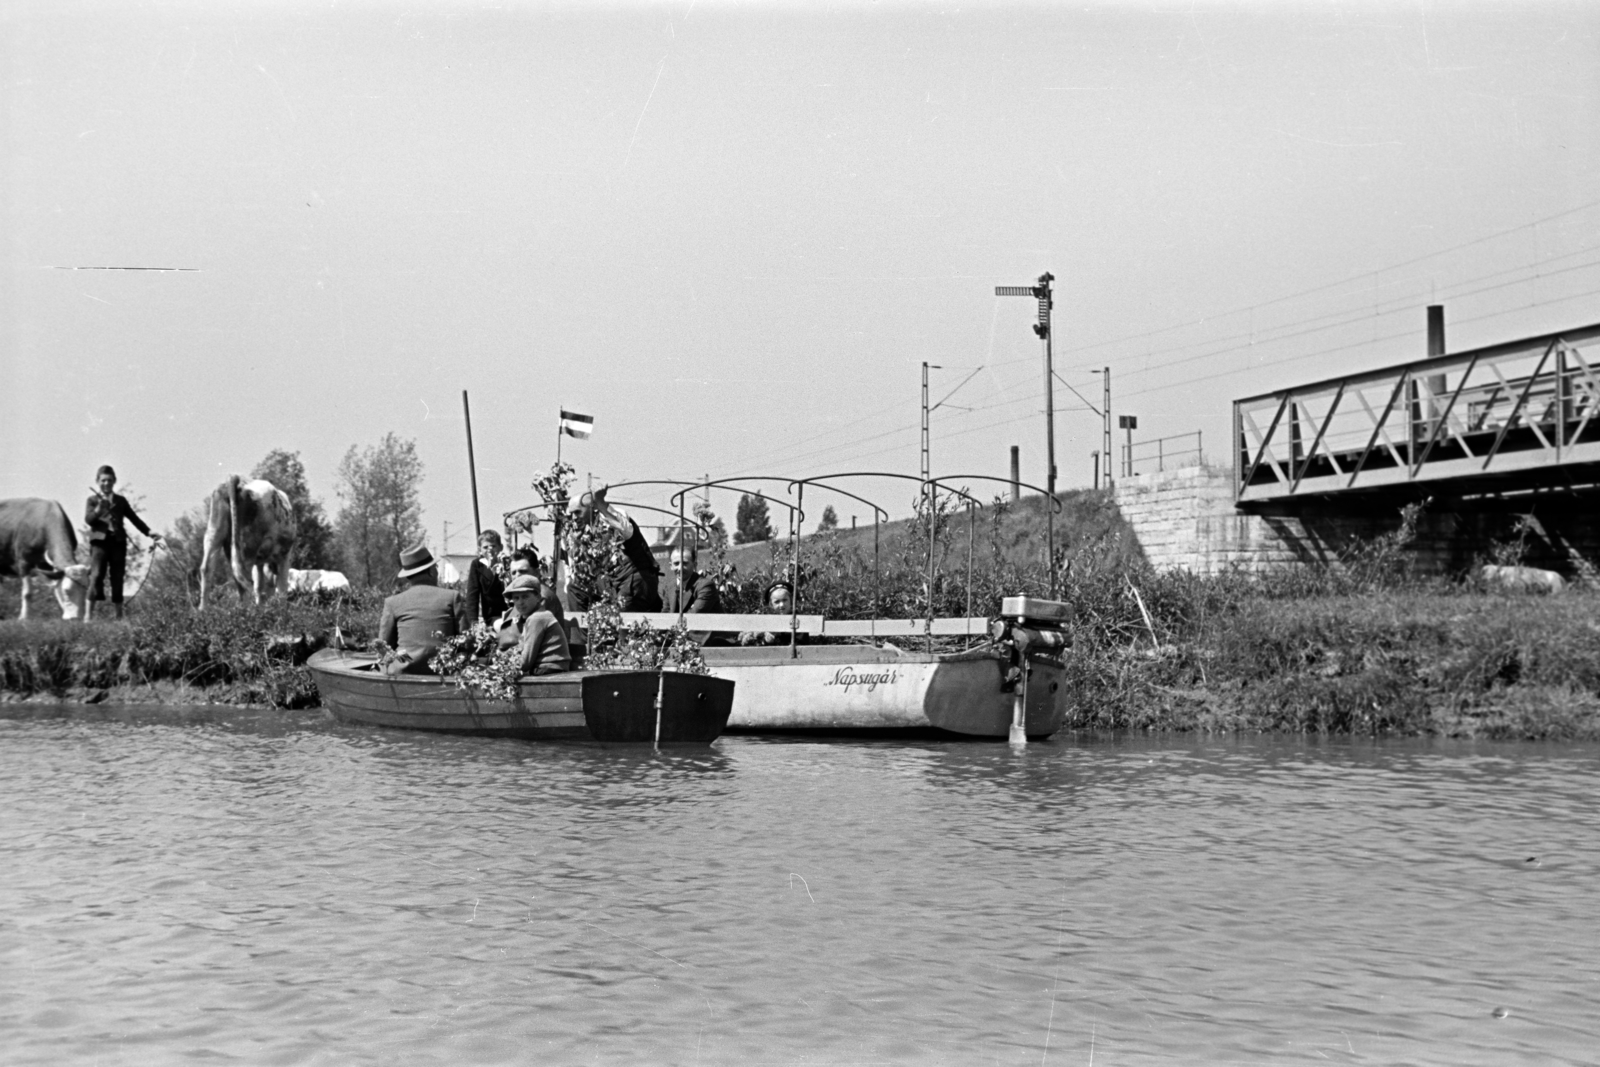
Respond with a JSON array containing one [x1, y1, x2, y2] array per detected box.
[[378, 545, 468, 674], [663, 544, 724, 645], [571, 487, 662, 612], [664, 545, 720, 613]]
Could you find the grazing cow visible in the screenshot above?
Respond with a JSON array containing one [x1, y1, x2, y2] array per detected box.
[[1480, 564, 1568, 594], [200, 476, 297, 607], [55, 564, 90, 620], [0, 498, 82, 621], [286, 568, 351, 593]]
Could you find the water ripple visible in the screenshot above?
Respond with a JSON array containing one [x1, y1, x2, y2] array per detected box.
[[2, 707, 1597, 1064]]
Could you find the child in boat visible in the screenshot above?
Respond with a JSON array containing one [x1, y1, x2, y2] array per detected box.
[[740, 580, 808, 646], [464, 530, 507, 628]]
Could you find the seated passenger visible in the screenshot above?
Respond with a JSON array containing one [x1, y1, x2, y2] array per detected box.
[[378, 545, 469, 673], [499, 574, 571, 676], [507, 547, 565, 620], [740, 580, 808, 647], [665, 544, 726, 646]]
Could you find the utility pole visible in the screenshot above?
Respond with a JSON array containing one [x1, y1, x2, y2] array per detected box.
[[1092, 367, 1112, 490], [996, 273, 1057, 597], [921, 361, 932, 492]]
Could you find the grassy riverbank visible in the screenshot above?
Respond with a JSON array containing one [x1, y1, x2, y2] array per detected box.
[[3, 575, 1597, 739], [0, 588, 382, 710]]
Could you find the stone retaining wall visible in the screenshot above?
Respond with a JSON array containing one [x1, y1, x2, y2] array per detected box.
[[1112, 465, 1599, 577]]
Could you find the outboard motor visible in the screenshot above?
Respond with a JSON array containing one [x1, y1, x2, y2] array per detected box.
[[990, 596, 1072, 745]]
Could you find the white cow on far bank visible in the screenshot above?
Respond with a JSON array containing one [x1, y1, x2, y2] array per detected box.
[[1479, 564, 1568, 594], [287, 568, 350, 593]]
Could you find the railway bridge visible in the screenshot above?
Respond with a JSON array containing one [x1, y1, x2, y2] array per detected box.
[[1234, 310, 1600, 507], [1114, 309, 1600, 576]]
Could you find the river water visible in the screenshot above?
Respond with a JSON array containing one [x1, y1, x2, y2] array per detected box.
[[2, 704, 1596, 1066]]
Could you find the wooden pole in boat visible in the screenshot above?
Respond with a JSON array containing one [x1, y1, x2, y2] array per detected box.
[[965, 500, 975, 650], [676, 494, 687, 629], [791, 483, 802, 659], [654, 669, 664, 749], [925, 483, 936, 654], [873, 514, 880, 641], [462, 391, 482, 537]]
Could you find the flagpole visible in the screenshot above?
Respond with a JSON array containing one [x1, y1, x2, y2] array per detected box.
[[552, 407, 564, 605]]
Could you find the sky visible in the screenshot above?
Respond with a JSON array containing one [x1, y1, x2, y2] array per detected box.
[[4, 0, 1597, 559]]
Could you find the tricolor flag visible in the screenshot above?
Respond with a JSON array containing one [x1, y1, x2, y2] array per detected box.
[[559, 409, 594, 439]]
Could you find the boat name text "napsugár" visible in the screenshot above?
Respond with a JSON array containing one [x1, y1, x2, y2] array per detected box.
[[824, 667, 901, 694]]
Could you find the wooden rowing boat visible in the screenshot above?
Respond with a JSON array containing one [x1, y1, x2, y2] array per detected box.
[[306, 649, 735, 744]]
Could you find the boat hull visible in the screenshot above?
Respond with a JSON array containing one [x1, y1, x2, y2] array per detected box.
[[307, 649, 734, 743], [699, 645, 1065, 738]]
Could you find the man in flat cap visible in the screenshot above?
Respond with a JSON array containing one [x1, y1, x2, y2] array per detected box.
[[378, 544, 468, 674], [498, 573, 571, 675]]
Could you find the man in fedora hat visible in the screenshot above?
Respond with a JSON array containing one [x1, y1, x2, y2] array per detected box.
[[377, 544, 468, 674], [497, 573, 571, 675]]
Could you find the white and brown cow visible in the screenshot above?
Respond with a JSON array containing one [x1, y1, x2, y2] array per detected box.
[[199, 476, 297, 607], [0, 498, 82, 621]]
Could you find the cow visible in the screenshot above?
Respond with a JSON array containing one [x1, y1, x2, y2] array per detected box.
[[1480, 564, 1568, 594], [199, 476, 297, 607], [55, 564, 90, 620], [286, 568, 351, 593], [0, 498, 82, 621]]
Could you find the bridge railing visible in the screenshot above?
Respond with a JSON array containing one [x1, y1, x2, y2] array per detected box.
[[1233, 321, 1600, 504], [1123, 431, 1203, 476]]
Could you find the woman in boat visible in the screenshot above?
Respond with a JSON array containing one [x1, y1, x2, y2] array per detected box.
[[463, 530, 507, 628], [500, 574, 571, 675]]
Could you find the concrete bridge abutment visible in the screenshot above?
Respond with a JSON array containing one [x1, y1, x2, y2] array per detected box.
[[1110, 464, 1599, 579]]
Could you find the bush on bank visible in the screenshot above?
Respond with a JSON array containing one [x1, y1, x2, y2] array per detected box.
[[0, 587, 382, 709]]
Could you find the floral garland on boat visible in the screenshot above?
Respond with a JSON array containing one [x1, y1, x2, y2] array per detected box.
[[431, 628, 523, 702], [582, 600, 709, 675]]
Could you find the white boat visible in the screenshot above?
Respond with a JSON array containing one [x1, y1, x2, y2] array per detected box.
[[573, 597, 1072, 740]]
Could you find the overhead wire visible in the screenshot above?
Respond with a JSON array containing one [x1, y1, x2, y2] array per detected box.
[[714, 202, 1600, 489]]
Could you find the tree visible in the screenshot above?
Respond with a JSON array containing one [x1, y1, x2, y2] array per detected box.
[[693, 499, 728, 553], [251, 448, 336, 569], [334, 433, 424, 586], [146, 503, 210, 597], [734, 492, 773, 545], [816, 505, 838, 533]]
